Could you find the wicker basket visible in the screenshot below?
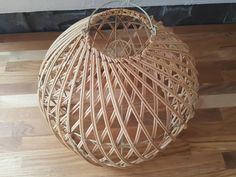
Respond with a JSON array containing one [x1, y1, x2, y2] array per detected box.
[[38, 1, 199, 168]]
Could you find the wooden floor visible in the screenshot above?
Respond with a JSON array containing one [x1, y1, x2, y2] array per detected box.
[[1, 24, 236, 177]]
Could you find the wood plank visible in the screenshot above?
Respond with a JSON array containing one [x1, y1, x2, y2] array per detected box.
[[174, 24, 236, 34], [193, 109, 222, 122], [0, 82, 37, 96], [0, 40, 53, 52], [199, 81, 236, 95], [5, 60, 42, 72], [0, 72, 38, 84], [0, 94, 38, 108], [190, 141, 236, 153], [223, 152, 236, 169], [0, 32, 60, 42], [0, 50, 46, 61], [197, 94, 236, 109], [0, 107, 50, 138], [222, 70, 236, 82]]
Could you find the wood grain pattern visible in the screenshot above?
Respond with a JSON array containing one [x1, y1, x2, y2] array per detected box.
[[0, 24, 236, 176]]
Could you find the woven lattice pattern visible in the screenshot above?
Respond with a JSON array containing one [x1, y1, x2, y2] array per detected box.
[[38, 9, 199, 168]]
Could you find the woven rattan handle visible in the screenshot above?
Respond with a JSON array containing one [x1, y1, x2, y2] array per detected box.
[[86, 0, 157, 35]]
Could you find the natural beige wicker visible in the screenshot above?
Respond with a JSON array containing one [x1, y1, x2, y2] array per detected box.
[[38, 2, 199, 168]]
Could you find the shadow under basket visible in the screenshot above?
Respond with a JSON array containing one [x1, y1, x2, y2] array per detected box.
[[38, 8, 199, 168]]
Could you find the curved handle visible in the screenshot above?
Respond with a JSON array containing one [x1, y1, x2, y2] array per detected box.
[[86, 0, 157, 35]]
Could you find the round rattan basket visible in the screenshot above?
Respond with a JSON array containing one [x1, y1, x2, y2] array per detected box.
[[38, 1, 199, 168]]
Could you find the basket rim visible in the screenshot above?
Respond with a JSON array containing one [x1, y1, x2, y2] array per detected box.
[[84, 8, 156, 60]]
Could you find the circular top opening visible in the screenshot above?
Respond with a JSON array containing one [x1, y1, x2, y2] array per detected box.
[[87, 9, 154, 59]]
